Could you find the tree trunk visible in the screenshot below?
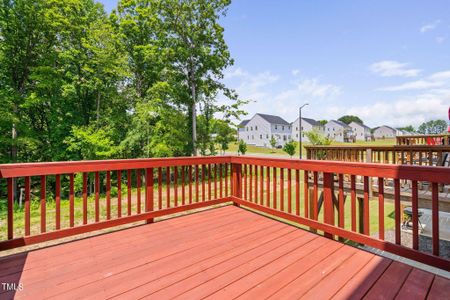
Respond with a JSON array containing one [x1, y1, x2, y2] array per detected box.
[[191, 79, 197, 156]]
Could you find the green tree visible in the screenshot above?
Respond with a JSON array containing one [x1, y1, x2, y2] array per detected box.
[[397, 125, 415, 133], [338, 115, 363, 125], [238, 140, 247, 155], [270, 136, 277, 150], [161, 0, 237, 155], [212, 119, 235, 155], [283, 141, 296, 157], [417, 120, 447, 134]]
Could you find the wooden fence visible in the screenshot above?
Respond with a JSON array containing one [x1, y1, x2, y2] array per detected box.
[[396, 134, 450, 146], [1, 156, 449, 271], [305, 145, 450, 166]]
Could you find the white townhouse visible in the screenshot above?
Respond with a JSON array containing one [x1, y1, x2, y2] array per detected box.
[[291, 117, 324, 143], [324, 120, 352, 142], [237, 113, 292, 148], [373, 125, 397, 139], [396, 129, 414, 136], [348, 121, 372, 141]]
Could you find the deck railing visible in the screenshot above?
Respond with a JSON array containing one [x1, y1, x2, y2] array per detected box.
[[1, 156, 449, 271], [396, 134, 450, 146], [305, 145, 450, 166]]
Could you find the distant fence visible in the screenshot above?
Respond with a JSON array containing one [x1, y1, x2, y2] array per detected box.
[[396, 134, 450, 146], [305, 145, 450, 166]]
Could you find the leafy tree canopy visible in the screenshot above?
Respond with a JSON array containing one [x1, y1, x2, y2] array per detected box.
[[338, 115, 363, 125]]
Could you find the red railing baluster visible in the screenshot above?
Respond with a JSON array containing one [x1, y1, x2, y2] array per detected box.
[[323, 172, 334, 238], [378, 177, 385, 240], [249, 165, 253, 202], [254, 165, 258, 203], [214, 164, 217, 199], [181, 166, 185, 205], [313, 171, 318, 220], [219, 164, 223, 199], [432, 182, 439, 256], [69, 174, 74, 226], [25, 176, 31, 235], [273, 167, 277, 209], [7, 178, 13, 239], [95, 171, 100, 222], [363, 176, 370, 235], [266, 166, 270, 207], [195, 165, 199, 202], [106, 171, 111, 220], [146, 167, 153, 223], [40, 175, 46, 233], [202, 165, 206, 202], [259, 165, 264, 206], [166, 167, 171, 207], [127, 170, 131, 216], [338, 174, 344, 228], [207, 164, 211, 200], [137, 169, 141, 214], [303, 170, 308, 218], [158, 167, 162, 209], [412, 180, 418, 249], [351, 175, 356, 231], [223, 164, 227, 198], [82, 172, 87, 224], [394, 178, 401, 245], [189, 165, 193, 204], [280, 168, 284, 211], [117, 170, 122, 218], [243, 164, 247, 200], [288, 169, 292, 214], [174, 166, 178, 206]]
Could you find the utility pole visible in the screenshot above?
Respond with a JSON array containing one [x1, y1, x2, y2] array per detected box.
[[299, 103, 309, 159]]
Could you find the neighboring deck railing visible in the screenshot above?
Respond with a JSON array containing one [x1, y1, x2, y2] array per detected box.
[[1, 156, 449, 271], [305, 145, 450, 166], [396, 134, 450, 146]]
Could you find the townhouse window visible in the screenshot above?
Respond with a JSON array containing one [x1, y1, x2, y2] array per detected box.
[[301, 126, 303, 130], [282, 126, 284, 130], [296, 133, 298, 137], [296, 127, 298, 131], [275, 125, 278, 130], [255, 126, 258, 130], [246, 127, 248, 131], [266, 134, 269, 138], [260, 134, 262, 139], [250, 126, 253, 131], [302, 133, 305, 137], [247, 136, 249, 140], [283, 135, 287, 141], [252, 135, 254, 140]]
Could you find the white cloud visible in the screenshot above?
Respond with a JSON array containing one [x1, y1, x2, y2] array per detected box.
[[369, 60, 421, 77], [436, 36, 446, 44], [420, 19, 441, 33], [378, 69, 450, 91], [327, 91, 449, 127], [291, 69, 300, 76]]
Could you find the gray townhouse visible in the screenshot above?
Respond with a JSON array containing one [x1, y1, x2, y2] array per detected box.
[[348, 121, 372, 141], [291, 117, 324, 143], [238, 113, 292, 148], [373, 125, 397, 139], [325, 120, 352, 142]]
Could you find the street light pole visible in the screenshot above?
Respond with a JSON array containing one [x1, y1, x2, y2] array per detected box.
[[298, 103, 309, 159]]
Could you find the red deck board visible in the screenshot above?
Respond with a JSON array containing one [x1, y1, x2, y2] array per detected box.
[[0, 205, 448, 300]]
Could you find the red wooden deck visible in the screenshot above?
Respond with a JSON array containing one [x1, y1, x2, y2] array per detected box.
[[0, 205, 449, 300]]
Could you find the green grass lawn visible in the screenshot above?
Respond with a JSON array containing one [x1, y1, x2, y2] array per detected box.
[[226, 138, 396, 157]]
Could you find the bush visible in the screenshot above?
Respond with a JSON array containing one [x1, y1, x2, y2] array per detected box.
[[238, 140, 247, 155], [283, 141, 296, 157]]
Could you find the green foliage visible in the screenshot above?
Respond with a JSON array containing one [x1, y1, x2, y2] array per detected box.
[[0, 0, 245, 164], [338, 115, 363, 125], [417, 120, 447, 134], [397, 125, 415, 133], [305, 129, 332, 159], [270, 136, 277, 149], [317, 120, 327, 126], [238, 140, 247, 155], [282, 141, 296, 157]]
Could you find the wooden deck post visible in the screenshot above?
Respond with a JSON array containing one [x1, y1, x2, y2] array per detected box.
[[323, 172, 335, 239], [232, 163, 242, 206]]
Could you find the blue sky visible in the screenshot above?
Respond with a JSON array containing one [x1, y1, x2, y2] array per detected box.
[[99, 0, 450, 128]]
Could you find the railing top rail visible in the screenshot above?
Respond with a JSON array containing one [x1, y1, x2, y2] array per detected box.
[[0, 156, 233, 178], [397, 133, 450, 138], [231, 156, 450, 183]]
